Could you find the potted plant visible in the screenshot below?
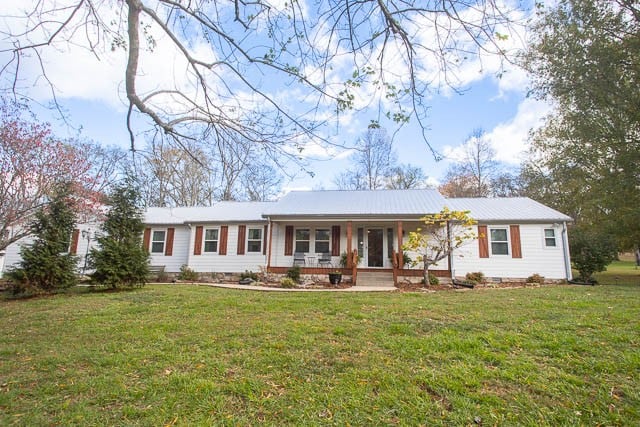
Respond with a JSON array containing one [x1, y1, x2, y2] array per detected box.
[[328, 269, 342, 285], [339, 251, 361, 268]]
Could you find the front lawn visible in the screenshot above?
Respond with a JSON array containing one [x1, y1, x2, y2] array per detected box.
[[1, 284, 638, 425]]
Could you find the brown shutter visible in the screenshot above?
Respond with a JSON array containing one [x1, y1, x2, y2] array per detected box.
[[331, 225, 341, 256], [219, 225, 228, 255], [284, 225, 294, 256], [194, 226, 203, 255], [478, 225, 489, 258], [237, 225, 246, 255], [510, 225, 522, 258], [143, 227, 151, 251], [70, 229, 80, 255], [263, 225, 268, 255], [165, 227, 175, 256]]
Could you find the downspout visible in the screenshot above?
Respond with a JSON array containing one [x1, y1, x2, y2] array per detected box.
[[266, 218, 273, 271], [185, 222, 193, 268], [447, 221, 454, 280], [561, 222, 572, 280]]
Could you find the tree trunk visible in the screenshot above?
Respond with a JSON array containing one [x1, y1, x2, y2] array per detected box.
[[423, 254, 429, 286]]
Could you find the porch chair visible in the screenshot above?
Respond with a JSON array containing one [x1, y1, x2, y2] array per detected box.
[[317, 253, 332, 267], [293, 252, 306, 266]]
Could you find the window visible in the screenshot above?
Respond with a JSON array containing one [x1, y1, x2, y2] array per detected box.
[[204, 228, 219, 252], [151, 230, 166, 253], [247, 228, 262, 253], [387, 228, 394, 259], [544, 228, 557, 247], [295, 229, 310, 253], [315, 229, 330, 253], [490, 228, 509, 255], [357, 228, 364, 258]]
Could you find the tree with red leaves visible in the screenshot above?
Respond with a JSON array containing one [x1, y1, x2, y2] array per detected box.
[[0, 101, 111, 252]]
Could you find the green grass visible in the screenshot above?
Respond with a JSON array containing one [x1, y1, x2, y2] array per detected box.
[[1, 283, 639, 426], [592, 258, 640, 286]]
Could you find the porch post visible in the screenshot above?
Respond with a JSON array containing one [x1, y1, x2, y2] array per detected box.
[[397, 221, 404, 269], [346, 221, 353, 268], [267, 220, 274, 270]]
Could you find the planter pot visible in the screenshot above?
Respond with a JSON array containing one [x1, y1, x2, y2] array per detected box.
[[328, 273, 342, 285]]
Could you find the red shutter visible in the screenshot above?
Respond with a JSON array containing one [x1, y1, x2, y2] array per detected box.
[[284, 225, 294, 256], [219, 225, 228, 255], [263, 225, 268, 255], [165, 227, 175, 256], [143, 227, 151, 251], [194, 226, 203, 255], [331, 225, 341, 256], [237, 225, 246, 255], [478, 225, 489, 258], [510, 225, 522, 258], [70, 229, 80, 255]]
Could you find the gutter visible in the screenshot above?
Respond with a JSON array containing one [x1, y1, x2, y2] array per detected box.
[[561, 222, 572, 280]]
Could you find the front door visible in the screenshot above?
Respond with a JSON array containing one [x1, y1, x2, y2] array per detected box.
[[367, 228, 384, 267]]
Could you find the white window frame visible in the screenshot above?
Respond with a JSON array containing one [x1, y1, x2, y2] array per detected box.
[[203, 228, 219, 253], [151, 230, 166, 254], [489, 227, 509, 256], [543, 228, 557, 248], [247, 227, 263, 253], [295, 228, 310, 253], [314, 229, 331, 254]]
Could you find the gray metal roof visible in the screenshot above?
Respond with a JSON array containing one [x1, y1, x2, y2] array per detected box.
[[447, 197, 572, 222], [145, 202, 272, 225], [263, 189, 448, 217]]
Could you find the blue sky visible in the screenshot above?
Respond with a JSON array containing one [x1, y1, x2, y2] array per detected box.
[[1, 0, 547, 193]]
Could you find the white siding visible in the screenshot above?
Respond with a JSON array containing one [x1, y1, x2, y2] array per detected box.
[[0, 223, 101, 277], [148, 225, 190, 272], [269, 222, 344, 268], [187, 223, 267, 273], [266, 220, 450, 271], [453, 223, 569, 280], [400, 222, 450, 271]]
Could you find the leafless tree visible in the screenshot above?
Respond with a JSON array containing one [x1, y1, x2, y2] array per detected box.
[[385, 164, 431, 189], [440, 128, 498, 197], [334, 126, 397, 190], [134, 136, 216, 207], [1, 1, 519, 160], [241, 163, 283, 201]]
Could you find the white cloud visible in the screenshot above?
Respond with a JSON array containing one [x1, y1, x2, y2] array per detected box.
[[439, 97, 551, 167], [486, 97, 551, 164]]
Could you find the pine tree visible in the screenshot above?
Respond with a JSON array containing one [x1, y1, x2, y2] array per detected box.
[[89, 179, 149, 288], [8, 183, 78, 294]]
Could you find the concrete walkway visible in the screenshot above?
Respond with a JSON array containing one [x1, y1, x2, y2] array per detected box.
[[197, 282, 398, 292]]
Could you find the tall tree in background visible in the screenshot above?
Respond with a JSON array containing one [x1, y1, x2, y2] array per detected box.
[[385, 164, 431, 189], [7, 183, 78, 294], [439, 129, 498, 197], [1, 1, 517, 160], [135, 137, 216, 207], [334, 127, 397, 190], [523, 0, 640, 249], [89, 178, 149, 288], [134, 132, 284, 206]]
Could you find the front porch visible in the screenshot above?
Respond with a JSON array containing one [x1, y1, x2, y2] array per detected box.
[[267, 249, 451, 286]]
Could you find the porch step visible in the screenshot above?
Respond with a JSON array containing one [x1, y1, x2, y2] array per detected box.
[[356, 271, 395, 287]]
